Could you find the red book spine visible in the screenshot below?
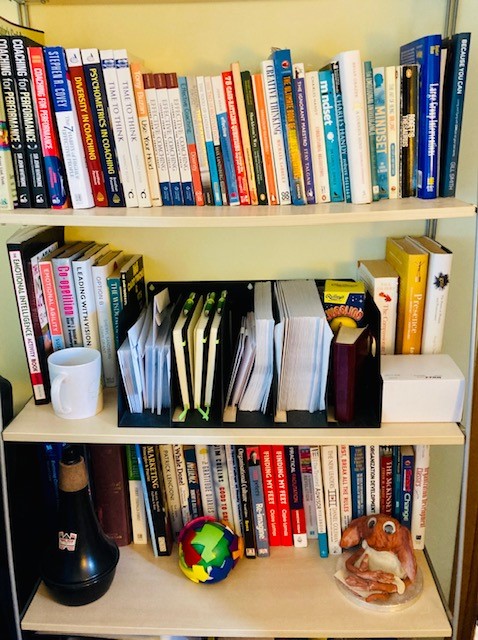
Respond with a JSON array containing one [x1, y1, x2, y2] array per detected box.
[[380, 447, 393, 515], [271, 445, 293, 546], [67, 54, 108, 207], [222, 70, 250, 205], [259, 445, 281, 546]]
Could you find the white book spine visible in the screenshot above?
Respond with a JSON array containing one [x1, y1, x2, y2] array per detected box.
[[8, 250, 47, 401], [0, 84, 16, 208], [144, 83, 171, 188], [209, 444, 234, 525], [411, 444, 430, 550], [72, 258, 100, 350], [320, 445, 342, 555], [385, 65, 399, 199], [52, 257, 84, 348], [195, 444, 217, 518], [421, 252, 453, 354], [299, 446, 318, 538], [100, 49, 138, 207], [186, 77, 211, 198], [365, 444, 380, 515], [309, 445, 329, 557], [168, 83, 193, 186], [114, 50, 151, 207], [261, 59, 292, 205], [173, 444, 191, 525], [225, 444, 244, 536], [337, 444, 352, 530], [205, 75, 228, 205], [336, 50, 372, 204], [155, 78, 182, 187], [159, 444, 183, 539], [305, 71, 330, 203], [128, 478, 148, 545]]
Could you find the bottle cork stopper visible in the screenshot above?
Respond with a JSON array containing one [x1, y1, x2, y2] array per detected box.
[[59, 456, 89, 492]]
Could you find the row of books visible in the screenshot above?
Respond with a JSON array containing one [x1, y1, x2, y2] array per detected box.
[[0, 32, 471, 210], [44, 442, 428, 560]]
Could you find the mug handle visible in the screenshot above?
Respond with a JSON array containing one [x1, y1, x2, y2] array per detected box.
[[51, 374, 71, 416]]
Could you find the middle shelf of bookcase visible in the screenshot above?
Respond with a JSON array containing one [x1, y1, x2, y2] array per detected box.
[[3, 388, 464, 445]]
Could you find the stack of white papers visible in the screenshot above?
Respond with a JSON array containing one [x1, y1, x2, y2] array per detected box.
[[274, 279, 333, 413]]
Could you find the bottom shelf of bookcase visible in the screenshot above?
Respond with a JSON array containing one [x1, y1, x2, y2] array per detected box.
[[22, 544, 451, 638]]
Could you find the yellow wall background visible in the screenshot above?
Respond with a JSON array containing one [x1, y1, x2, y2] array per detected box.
[[0, 0, 476, 610]]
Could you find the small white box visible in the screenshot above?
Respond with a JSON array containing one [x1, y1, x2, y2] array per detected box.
[[381, 354, 465, 422]]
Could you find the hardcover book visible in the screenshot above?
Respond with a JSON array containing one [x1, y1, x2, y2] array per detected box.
[[399, 64, 419, 197], [332, 324, 370, 423]]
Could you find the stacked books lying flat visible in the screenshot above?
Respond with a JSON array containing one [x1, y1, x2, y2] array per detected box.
[[117, 280, 382, 428], [0, 33, 471, 210]]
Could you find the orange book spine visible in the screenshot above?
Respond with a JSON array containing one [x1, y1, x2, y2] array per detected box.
[[252, 73, 278, 205]]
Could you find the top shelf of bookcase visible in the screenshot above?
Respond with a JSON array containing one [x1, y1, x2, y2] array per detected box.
[[0, 198, 474, 229]]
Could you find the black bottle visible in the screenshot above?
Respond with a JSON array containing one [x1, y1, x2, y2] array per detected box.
[[41, 445, 119, 606]]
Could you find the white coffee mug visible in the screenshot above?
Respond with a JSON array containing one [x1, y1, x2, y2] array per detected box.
[[48, 348, 103, 420]]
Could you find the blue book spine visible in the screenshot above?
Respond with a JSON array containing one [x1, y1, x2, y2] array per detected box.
[[318, 69, 343, 202], [350, 445, 366, 519], [183, 444, 203, 519], [330, 62, 351, 203], [364, 61, 380, 201], [271, 49, 306, 205], [204, 139, 222, 206], [293, 67, 316, 204], [373, 67, 389, 199], [439, 32, 471, 197], [392, 445, 402, 520], [400, 446, 415, 529], [217, 111, 240, 205], [400, 34, 441, 199]]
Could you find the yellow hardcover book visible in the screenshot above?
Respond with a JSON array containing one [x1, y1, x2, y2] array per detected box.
[[385, 236, 429, 354]]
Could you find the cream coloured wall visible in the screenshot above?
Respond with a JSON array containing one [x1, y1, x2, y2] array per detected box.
[[0, 0, 476, 611]]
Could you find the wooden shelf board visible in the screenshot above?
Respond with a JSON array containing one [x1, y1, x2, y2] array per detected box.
[[0, 198, 474, 229], [2, 390, 464, 445], [21, 546, 451, 638]]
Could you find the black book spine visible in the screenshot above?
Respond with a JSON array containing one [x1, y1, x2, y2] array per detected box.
[[399, 64, 418, 198], [241, 70, 268, 205], [0, 36, 32, 207], [10, 36, 49, 208], [235, 444, 257, 558]]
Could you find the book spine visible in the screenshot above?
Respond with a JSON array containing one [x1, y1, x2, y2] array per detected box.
[[365, 444, 380, 515], [130, 63, 162, 207], [411, 444, 430, 549], [209, 444, 234, 526], [178, 76, 204, 205], [72, 258, 102, 351], [420, 250, 453, 354], [251, 72, 278, 205], [330, 61, 351, 203], [271, 444, 293, 546], [299, 446, 318, 538], [373, 67, 389, 198], [135, 443, 159, 556], [399, 64, 418, 197], [100, 49, 138, 207], [66, 48, 108, 207], [392, 445, 402, 520], [80, 48, 125, 207], [310, 445, 329, 558], [204, 75, 228, 205], [350, 445, 366, 519], [224, 443, 244, 536], [259, 445, 281, 546], [318, 69, 343, 202], [337, 444, 352, 530], [196, 75, 222, 206], [293, 63, 315, 204], [143, 72, 172, 206], [285, 445, 307, 547], [167, 73, 195, 205], [114, 50, 151, 207], [439, 33, 471, 197], [304, 70, 330, 203], [363, 61, 380, 201], [155, 72, 183, 205], [246, 446, 270, 557], [44, 46, 94, 209], [8, 249, 48, 402], [173, 444, 192, 525], [211, 75, 240, 206], [89, 444, 132, 546], [241, 70, 267, 205], [320, 445, 342, 555], [222, 70, 250, 205], [379, 446, 394, 515], [0, 36, 32, 206], [0, 82, 17, 210], [400, 446, 415, 529], [195, 445, 217, 518], [158, 444, 184, 538], [187, 76, 214, 205], [385, 66, 399, 198], [183, 444, 203, 520], [106, 273, 122, 350], [28, 47, 69, 209], [39, 259, 65, 351], [261, 59, 291, 205], [125, 444, 148, 544], [357, 265, 398, 356], [53, 256, 84, 348], [235, 444, 257, 557], [10, 36, 49, 208]]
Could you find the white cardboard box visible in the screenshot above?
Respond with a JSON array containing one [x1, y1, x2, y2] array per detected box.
[[381, 354, 465, 422]]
